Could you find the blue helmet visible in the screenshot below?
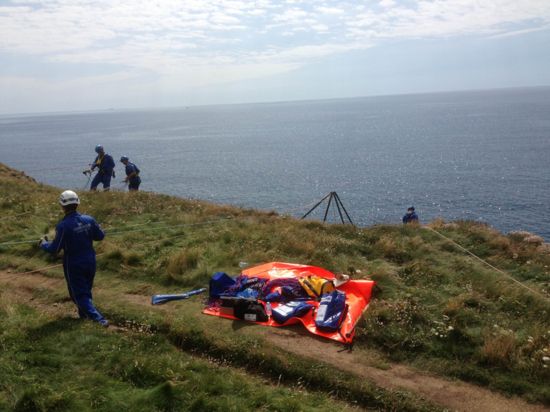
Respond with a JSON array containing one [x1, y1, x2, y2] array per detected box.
[[95, 144, 104, 153], [120, 155, 129, 162]]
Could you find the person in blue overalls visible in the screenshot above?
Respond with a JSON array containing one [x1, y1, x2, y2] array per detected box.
[[120, 156, 141, 191], [89, 145, 115, 191], [40, 190, 108, 326], [402, 206, 419, 224]]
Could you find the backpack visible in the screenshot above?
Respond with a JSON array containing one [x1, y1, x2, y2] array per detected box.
[[233, 300, 268, 322], [209, 272, 236, 298], [314, 290, 347, 332], [272, 301, 314, 324], [298, 276, 335, 299]]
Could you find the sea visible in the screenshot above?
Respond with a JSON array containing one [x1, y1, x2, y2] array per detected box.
[[1, 87, 549, 240]]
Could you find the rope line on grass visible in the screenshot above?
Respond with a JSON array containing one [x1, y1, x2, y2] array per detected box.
[[1, 229, 195, 280], [423, 225, 549, 302], [0, 217, 232, 247], [0, 211, 32, 222], [102, 220, 152, 230], [0, 238, 40, 246], [5, 262, 64, 277], [105, 217, 232, 236], [2, 227, 204, 281]]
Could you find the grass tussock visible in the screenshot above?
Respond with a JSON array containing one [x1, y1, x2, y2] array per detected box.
[[481, 332, 517, 367], [166, 248, 200, 276]]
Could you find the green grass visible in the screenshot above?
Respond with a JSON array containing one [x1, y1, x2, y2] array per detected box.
[[0, 292, 366, 412], [1, 162, 549, 407]]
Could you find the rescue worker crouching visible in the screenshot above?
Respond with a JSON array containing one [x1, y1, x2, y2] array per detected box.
[[120, 156, 141, 191], [402, 206, 419, 224], [39, 190, 109, 327], [88, 144, 115, 191]]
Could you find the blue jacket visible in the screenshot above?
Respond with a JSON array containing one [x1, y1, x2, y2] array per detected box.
[[41, 212, 104, 262], [403, 212, 419, 224], [91, 153, 115, 175], [125, 162, 141, 182]]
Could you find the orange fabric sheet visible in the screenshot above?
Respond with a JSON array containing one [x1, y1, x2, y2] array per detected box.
[[202, 262, 375, 344]]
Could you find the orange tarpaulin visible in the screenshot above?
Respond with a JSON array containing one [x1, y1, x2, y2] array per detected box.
[[202, 262, 375, 344]]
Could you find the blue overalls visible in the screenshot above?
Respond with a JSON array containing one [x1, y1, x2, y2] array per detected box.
[[41, 212, 107, 324], [125, 162, 141, 191], [403, 212, 419, 224], [91, 153, 115, 190]]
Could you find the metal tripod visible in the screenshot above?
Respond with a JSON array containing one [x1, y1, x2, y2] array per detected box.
[[300, 192, 354, 226]]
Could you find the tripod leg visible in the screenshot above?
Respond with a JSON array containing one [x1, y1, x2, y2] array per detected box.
[[323, 192, 334, 222], [334, 194, 345, 224], [301, 192, 332, 219], [334, 192, 354, 226]]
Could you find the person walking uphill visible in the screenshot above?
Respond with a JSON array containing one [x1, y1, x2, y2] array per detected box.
[[88, 145, 115, 191], [39, 190, 109, 327], [120, 156, 141, 191], [403, 206, 419, 224]]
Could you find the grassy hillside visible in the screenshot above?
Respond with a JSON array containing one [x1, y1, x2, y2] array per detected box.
[[0, 162, 549, 410]]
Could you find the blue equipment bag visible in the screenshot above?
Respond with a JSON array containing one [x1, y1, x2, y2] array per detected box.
[[272, 301, 313, 324], [314, 290, 347, 331], [209, 272, 236, 298]]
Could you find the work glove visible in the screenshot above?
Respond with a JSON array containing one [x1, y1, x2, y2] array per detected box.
[[38, 236, 48, 247], [82, 169, 92, 175]]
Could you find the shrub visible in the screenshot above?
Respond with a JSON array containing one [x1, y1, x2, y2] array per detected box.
[[397, 260, 443, 287], [124, 253, 142, 266], [481, 333, 517, 368], [166, 249, 200, 276], [374, 235, 411, 263]]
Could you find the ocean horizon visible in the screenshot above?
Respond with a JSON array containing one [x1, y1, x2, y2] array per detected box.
[[1, 86, 549, 240]]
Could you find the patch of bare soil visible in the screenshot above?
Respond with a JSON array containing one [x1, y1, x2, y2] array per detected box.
[[1, 270, 547, 412]]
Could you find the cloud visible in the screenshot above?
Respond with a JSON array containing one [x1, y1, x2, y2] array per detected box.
[[488, 23, 550, 39], [2, 1, 549, 69], [346, 0, 550, 40], [379, 0, 395, 8], [316, 6, 345, 16], [1, 0, 549, 112]]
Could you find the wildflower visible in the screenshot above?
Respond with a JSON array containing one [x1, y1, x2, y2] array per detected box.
[[542, 356, 550, 363], [447, 326, 454, 331]]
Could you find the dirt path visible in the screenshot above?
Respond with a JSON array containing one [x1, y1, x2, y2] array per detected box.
[[265, 329, 549, 412], [1, 270, 547, 412]]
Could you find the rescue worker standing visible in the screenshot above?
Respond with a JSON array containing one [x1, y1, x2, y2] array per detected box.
[[40, 190, 109, 326], [120, 156, 141, 191], [88, 145, 115, 191]]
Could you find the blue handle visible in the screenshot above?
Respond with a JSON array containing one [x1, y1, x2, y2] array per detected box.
[[151, 287, 207, 305]]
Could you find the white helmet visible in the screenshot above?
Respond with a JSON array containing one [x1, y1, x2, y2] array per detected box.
[[59, 190, 80, 206]]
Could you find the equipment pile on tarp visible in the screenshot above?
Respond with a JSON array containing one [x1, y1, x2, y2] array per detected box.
[[203, 262, 375, 344]]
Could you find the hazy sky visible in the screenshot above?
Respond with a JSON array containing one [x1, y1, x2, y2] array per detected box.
[[1, 0, 549, 114]]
